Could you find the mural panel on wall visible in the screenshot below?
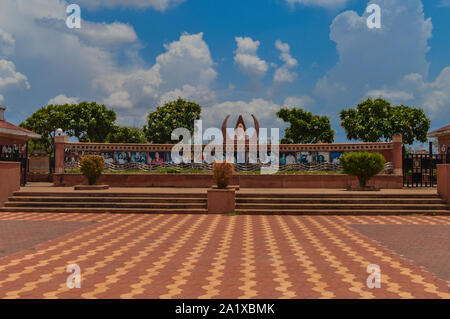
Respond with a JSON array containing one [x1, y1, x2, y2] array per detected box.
[[330, 152, 344, 165], [280, 152, 296, 165], [131, 152, 147, 164], [297, 152, 313, 165], [314, 152, 330, 164], [115, 151, 131, 164], [99, 152, 114, 164]]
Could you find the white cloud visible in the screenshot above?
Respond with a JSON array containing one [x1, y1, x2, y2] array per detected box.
[[391, 68, 450, 118], [48, 94, 79, 105], [76, 22, 138, 47], [283, 96, 315, 109], [103, 91, 133, 109], [439, 0, 450, 7], [159, 84, 216, 106], [273, 40, 298, 83], [202, 98, 285, 130], [0, 0, 218, 125], [0, 94, 4, 104], [76, 0, 185, 11], [314, 0, 433, 109], [97, 32, 217, 118], [366, 90, 413, 103], [156, 32, 217, 89], [0, 28, 15, 57], [286, 0, 350, 9], [234, 37, 268, 79], [0, 59, 29, 89]]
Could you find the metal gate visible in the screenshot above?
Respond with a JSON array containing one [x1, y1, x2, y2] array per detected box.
[[403, 149, 449, 188]]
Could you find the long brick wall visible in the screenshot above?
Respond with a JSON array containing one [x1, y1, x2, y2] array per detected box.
[[55, 133, 404, 175], [53, 173, 403, 189]]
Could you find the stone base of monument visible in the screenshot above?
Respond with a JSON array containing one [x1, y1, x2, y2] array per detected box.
[[74, 184, 109, 191], [346, 186, 380, 191], [207, 188, 236, 214]]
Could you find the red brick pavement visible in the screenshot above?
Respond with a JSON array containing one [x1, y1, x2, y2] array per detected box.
[[0, 212, 448, 299]]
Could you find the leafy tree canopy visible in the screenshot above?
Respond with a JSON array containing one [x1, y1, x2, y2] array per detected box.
[[340, 151, 386, 188], [339, 98, 430, 145], [276, 107, 335, 144], [20, 102, 116, 154], [106, 126, 147, 144], [143, 98, 202, 144]]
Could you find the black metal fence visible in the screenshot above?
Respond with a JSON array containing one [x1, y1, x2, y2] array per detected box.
[[403, 151, 449, 188]]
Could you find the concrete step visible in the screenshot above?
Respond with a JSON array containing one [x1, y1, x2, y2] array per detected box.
[[0, 207, 209, 214], [236, 198, 445, 204], [12, 191, 207, 198], [236, 193, 441, 199], [235, 203, 449, 211], [4, 202, 207, 209], [8, 196, 206, 204], [235, 209, 450, 216]]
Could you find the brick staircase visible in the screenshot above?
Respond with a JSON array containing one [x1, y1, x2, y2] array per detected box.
[[1, 190, 449, 215], [0, 191, 208, 214], [235, 193, 450, 215]]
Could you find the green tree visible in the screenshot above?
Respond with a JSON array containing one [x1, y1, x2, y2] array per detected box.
[[20, 104, 71, 155], [143, 98, 202, 144], [80, 155, 104, 185], [340, 152, 386, 188], [20, 102, 117, 155], [106, 126, 147, 144], [65, 102, 116, 142], [276, 107, 335, 144], [339, 98, 430, 145]]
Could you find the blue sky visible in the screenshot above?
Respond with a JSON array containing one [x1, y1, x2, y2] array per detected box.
[[0, 0, 449, 145]]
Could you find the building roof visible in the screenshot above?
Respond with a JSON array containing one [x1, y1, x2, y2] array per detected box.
[[0, 121, 42, 139], [427, 125, 450, 138], [0, 105, 41, 140]]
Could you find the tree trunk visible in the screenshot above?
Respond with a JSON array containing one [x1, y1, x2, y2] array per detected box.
[[359, 178, 366, 189]]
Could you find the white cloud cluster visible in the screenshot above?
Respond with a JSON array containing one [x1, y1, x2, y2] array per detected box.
[[314, 0, 441, 115], [0, 28, 15, 57], [76, 0, 185, 11], [97, 32, 217, 114], [234, 37, 268, 79], [273, 40, 298, 83], [48, 94, 80, 105], [77, 22, 138, 47], [286, 0, 349, 9], [0, 59, 29, 89], [283, 96, 315, 109], [0, 0, 217, 125]]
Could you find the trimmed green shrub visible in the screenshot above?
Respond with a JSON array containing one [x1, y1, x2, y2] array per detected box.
[[213, 161, 234, 189], [340, 152, 386, 188], [80, 155, 104, 185]]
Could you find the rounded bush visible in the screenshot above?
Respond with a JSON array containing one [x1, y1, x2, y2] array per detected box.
[[340, 152, 386, 188], [80, 155, 104, 185], [213, 161, 234, 189]]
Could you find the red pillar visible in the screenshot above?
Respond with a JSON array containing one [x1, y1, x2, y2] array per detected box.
[[437, 165, 450, 204], [392, 133, 403, 175], [54, 135, 68, 174]]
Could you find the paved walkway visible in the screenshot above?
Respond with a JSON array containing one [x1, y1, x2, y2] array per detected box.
[[0, 212, 448, 299]]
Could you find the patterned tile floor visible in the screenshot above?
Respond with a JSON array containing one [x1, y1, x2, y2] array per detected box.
[[0, 212, 448, 299]]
